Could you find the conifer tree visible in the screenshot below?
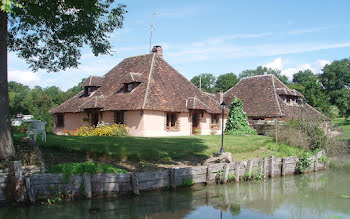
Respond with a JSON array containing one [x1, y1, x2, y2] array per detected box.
[[225, 97, 256, 135]]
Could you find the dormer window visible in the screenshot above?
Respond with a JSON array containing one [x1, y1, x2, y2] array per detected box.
[[84, 86, 99, 97], [124, 82, 141, 93]]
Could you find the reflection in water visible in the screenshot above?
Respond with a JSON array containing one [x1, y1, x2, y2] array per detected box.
[[0, 170, 349, 219]]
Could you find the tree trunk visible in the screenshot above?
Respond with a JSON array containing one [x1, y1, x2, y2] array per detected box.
[[0, 11, 16, 160]]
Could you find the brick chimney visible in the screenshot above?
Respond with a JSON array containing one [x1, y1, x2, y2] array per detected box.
[[151, 45, 163, 58]]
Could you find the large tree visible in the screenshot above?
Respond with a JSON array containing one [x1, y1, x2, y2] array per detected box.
[[215, 72, 238, 92], [319, 58, 350, 117], [0, 1, 126, 160], [190, 73, 217, 93], [239, 66, 289, 84], [290, 70, 330, 114]]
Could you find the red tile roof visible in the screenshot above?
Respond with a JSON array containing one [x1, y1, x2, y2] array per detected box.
[[50, 53, 222, 114]]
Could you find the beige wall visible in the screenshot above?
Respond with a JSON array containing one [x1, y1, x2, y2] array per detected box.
[[53, 112, 88, 134], [53, 110, 227, 137]]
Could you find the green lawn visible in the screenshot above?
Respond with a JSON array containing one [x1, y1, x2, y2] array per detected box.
[[333, 118, 350, 142], [14, 133, 305, 162]]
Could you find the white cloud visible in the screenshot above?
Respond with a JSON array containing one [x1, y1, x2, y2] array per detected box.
[[288, 26, 332, 35], [262, 58, 330, 81], [264, 57, 284, 70], [8, 70, 40, 87], [316, 59, 331, 69]]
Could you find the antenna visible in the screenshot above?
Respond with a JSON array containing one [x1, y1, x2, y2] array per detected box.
[[149, 12, 157, 53]]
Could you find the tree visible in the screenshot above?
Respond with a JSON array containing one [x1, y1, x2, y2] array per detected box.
[[0, 1, 127, 160], [225, 97, 256, 135], [319, 58, 350, 117], [239, 66, 289, 84], [290, 70, 330, 114], [65, 78, 86, 98], [215, 73, 238, 92], [190, 73, 217, 93]]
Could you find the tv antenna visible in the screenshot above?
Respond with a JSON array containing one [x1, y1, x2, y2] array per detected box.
[[149, 12, 157, 52]]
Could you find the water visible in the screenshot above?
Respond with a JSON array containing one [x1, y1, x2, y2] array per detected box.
[[0, 170, 349, 219]]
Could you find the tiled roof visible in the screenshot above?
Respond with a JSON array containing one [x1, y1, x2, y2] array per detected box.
[[223, 74, 323, 119], [80, 76, 104, 87], [50, 53, 222, 114]]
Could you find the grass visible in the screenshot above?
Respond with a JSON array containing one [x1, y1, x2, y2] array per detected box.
[[47, 161, 128, 181], [14, 133, 305, 162], [333, 118, 350, 142]]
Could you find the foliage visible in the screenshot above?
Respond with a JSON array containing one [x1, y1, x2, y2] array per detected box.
[[11, 123, 27, 134], [295, 153, 312, 174], [8, 81, 84, 133], [290, 70, 330, 115], [254, 173, 264, 180], [73, 122, 129, 137], [227, 173, 235, 182], [225, 97, 256, 136], [243, 172, 250, 181], [265, 118, 327, 151], [239, 66, 289, 84], [216, 170, 224, 183], [193, 128, 201, 135], [7, 1, 127, 72], [215, 73, 238, 92], [190, 73, 217, 93], [319, 59, 350, 118], [318, 154, 328, 165], [182, 178, 195, 186], [0, 0, 22, 12], [47, 161, 127, 182]]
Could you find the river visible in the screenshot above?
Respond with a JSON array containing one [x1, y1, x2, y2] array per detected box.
[[0, 169, 349, 219]]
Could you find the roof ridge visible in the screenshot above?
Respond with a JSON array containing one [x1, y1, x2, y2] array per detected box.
[[271, 75, 283, 116], [142, 53, 156, 109]]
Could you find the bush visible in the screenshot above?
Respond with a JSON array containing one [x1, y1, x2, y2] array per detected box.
[[265, 118, 327, 151], [225, 97, 256, 136], [73, 122, 129, 137], [11, 123, 28, 134]]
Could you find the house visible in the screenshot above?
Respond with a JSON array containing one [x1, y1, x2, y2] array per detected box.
[[50, 46, 226, 137], [223, 74, 325, 129]]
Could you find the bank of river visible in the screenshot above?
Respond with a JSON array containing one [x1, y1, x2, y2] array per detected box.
[[0, 169, 349, 219]]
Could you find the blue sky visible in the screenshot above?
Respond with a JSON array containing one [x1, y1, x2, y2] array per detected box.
[[8, 0, 350, 90]]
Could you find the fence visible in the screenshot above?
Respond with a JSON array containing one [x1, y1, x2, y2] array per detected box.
[[0, 151, 327, 203]]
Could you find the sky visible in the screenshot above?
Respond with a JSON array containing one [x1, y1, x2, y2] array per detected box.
[[7, 0, 350, 91]]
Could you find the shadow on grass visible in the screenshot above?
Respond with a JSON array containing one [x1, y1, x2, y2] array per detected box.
[[36, 135, 210, 163]]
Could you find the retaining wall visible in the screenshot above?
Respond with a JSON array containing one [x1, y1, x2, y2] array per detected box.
[[0, 151, 327, 203]]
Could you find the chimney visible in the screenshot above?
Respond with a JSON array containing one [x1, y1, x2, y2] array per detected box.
[[151, 45, 163, 58], [215, 90, 224, 103]]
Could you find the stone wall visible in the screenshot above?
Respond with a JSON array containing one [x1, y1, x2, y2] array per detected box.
[[0, 151, 327, 203]]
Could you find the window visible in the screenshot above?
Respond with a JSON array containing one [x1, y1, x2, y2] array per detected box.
[[84, 86, 99, 97], [166, 112, 178, 129], [124, 82, 141, 93], [57, 114, 64, 127], [211, 114, 219, 129], [114, 111, 125, 124]]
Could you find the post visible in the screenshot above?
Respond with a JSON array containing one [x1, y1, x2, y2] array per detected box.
[[223, 163, 230, 183], [270, 156, 274, 178], [83, 173, 92, 198], [131, 173, 140, 195], [171, 168, 177, 190], [206, 165, 211, 184], [247, 160, 253, 179], [282, 158, 286, 176], [8, 161, 25, 202], [25, 176, 35, 203], [235, 162, 240, 182], [314, 156, 318, 172], [263, 158, 267, 178], [219, 102, 226, 153]]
